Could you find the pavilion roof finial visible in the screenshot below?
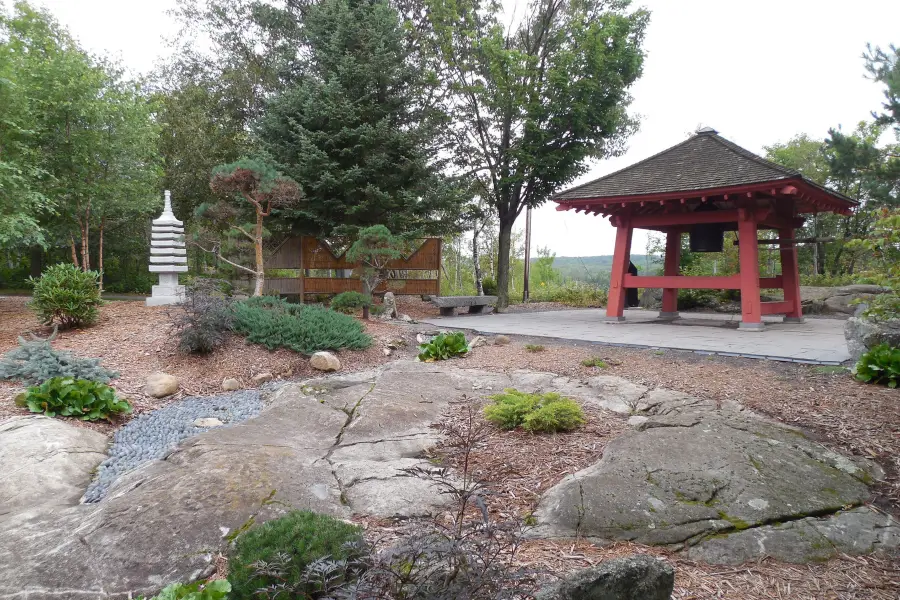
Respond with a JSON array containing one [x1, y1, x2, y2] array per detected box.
[[696, 126, 718, 135]]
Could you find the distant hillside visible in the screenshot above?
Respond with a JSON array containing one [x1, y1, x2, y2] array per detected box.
[[532, 254, 660, 285]]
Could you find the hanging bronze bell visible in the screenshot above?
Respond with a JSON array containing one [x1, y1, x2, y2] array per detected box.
[[689, 204, 725, 252]]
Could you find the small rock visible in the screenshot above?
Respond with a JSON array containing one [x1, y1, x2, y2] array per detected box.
[[398, 314, 414, 323], [382, 348, 392, 357], [252, 373, 274, 385], [627, 415, 648, 428], [192, 418, 223, 428], [469, 335, 488, 349], [536, 555, 675, 600], [222, 378, 240, 391], [310, 351, 341, 372], [416, 333, 431, 345], [494, 335, 511, 346], [386, 338, 407, 349], [145, 372, 179, 398]]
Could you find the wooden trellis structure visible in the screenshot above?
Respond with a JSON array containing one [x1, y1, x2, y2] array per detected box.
[[265, 236, 441, 296]]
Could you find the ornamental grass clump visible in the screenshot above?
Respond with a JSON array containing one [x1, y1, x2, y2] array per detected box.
[[28, 263, 102, 328], [0, 329, 117, 385], [854, 344, 900, 388], [232, 296, 372, 354], [19, 377, 131, 421], [484, 389, 585, 433], [228, 510, 365, 600]]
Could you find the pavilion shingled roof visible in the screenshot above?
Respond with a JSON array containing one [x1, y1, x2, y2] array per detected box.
[[553, 128, 855, 210]]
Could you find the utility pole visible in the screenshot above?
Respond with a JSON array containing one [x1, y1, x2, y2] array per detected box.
[[523, 206, 532, 302]]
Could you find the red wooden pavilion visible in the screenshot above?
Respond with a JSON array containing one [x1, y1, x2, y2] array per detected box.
[[553, 128, 856, 330]]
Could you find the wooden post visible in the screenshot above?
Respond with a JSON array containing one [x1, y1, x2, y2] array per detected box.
[[737, 209, 763, 330], [779, 227, 803, 322], [660, 229, 681, 319], [297, 236, 305, 304], [606, 219, 633, 321]]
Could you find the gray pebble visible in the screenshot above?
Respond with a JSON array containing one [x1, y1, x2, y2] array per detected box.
[[82, 390, 262, 502]]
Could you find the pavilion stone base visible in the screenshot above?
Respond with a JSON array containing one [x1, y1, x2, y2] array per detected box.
[[783, 316, 806, 324], [738, 321, 765, 332], [146, 272, 185, 307], [604, 316, 626, 323], [657, 311, 680, 321]]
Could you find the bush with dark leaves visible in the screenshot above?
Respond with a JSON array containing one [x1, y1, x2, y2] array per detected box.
[[172, 278, 234, 354]]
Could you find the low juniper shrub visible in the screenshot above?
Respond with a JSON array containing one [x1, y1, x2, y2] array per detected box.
[[19, 376, 131, 421], [854, 344, 900, 388], [228, 510, 365, 599], [28, 263, 102, 328], [233, 296, 372, 354], [484, 389, 586, 433], [0, 328, 117, 385], [580, 357, 608, 368], [172, 278, 234, 354]]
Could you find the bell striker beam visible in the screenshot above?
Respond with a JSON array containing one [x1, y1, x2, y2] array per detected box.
[[606, 218, 633, 321], [737, 208, 763, 330], [660, 229, 681, 319]]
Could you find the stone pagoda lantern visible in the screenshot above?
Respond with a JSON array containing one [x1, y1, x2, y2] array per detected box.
[[146, 190, 187, 306]]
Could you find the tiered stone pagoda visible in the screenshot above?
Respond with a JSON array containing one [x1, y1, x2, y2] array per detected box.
[[146, 190, 187, 306], [553, 127, 856, 330]]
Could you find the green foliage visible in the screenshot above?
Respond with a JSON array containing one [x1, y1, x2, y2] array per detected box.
[[330, 291, 372, 314], [346, 225, 407, 296], [530, 281, 608, 307], [145, 580, 231, 600], [428, 0, 648, 307], [580, 357, 608, 368], [259, 0, 464, 239], [233, 296, 372, 354], [481, 277, 498, 296], [22, 377, 131, 421], [0, 331, 117, 385], [484, 389, 586, 433], [524, 344, 545, 352], [417, 331, 469, 362], [228, 510, 364, 600], [174, 279, 234, 354], [854, 344, 900, 388], [677, 288, 719, 311], [28, 264, 102, 328]]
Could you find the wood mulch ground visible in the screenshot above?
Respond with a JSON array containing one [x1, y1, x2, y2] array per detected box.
[[0, 297, 413, 433], [2, 296, 898, 598]]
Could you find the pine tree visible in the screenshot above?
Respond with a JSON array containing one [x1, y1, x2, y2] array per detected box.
[[258, 0, 465, 239]]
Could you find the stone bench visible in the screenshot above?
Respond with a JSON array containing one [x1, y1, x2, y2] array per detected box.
[[430, 295, 498, 317]]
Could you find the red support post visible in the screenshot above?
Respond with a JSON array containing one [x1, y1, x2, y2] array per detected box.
[[606, 219, 633, 321], [779, 226, 804, 322], [660, 229, 681, 319], [737, 208, 763, 330]]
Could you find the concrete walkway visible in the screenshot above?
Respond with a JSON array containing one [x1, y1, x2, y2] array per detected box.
[[421, 309, 850, 364]]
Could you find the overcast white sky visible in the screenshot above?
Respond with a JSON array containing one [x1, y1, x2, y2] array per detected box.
[[31, 0, 900, 256]]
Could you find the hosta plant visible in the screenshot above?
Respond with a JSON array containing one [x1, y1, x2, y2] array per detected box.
[[854, 344, 900, 388], [21, 377, 132, 421], [484, 389, 586, 433], [142, 580, 231, 600], [417, 331, 469, 361]]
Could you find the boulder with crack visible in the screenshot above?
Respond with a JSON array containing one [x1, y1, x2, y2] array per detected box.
[[531, 387, 900, 564]]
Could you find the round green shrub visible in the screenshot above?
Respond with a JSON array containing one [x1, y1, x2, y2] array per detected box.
[[484, 389, 585, 433], [330, 291, 372, 314], [22, 376, 131, 421], [228, 511, 364, 599], [481, 277, 498, 296], [28, 263, 102, 328]]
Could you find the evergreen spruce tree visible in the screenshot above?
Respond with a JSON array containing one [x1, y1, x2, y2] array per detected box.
[[258, 0, 465, 239]]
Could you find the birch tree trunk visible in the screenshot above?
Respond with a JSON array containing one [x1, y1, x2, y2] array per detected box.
[[98, 217, 104, 293], [472, 223, 484, 295], [70, 235, 80, 268]]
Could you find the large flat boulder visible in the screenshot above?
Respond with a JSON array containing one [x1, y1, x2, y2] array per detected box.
[[0, 416, 107, 515], [531, 394, 898, 564], [4, 362, 605, 598]]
